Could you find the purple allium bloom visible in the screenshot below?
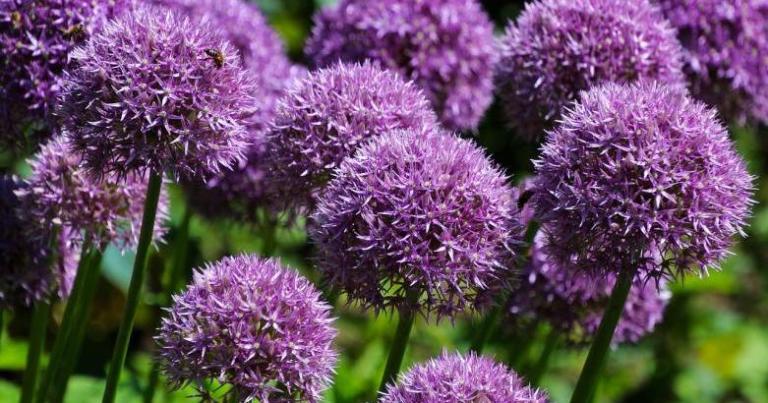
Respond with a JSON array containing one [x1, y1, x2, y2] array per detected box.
[[306, 0, 497, 131], [156, 255, 337, 402], [508, 231, 669, 345], [656, 0, 768, 125], [0, 176, 78, 308], [311, 129, 520, 319], [380, 352, 548, 403], [58, 5, 256, 180], [18, 137, 169, 250], [0, 0, 132, 149], [533, 81, 754, 279], [266, 62, 438, 213], [496, 0, 686, 139]]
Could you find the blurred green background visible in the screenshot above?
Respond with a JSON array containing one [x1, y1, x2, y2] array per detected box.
[[2, 1, 768, 402]]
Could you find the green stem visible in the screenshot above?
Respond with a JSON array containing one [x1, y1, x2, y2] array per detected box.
[[144, 206, 192, 403], [377, 308, 416, 394], [528, 328, 559, 385], [36, 238, 94, 403], [102, 172, 163, 403], [20, 301, 51, 403], [569, 263, 638, 403], [48, 251, 103, 403], [507, 320, 539, 370], [469, 305, 501, 354]]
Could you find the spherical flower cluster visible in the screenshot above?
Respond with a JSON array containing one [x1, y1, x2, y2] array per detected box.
[[151, 0, 305, 134], [306, 0, 497, 131], [533, 81, 754, 279], [656, 0, 768, 124], [0, 176, 78, 308], [508, 232, 669, 344], [58, 5, 256, 180], [496, 0, 686, 139], [380, 352, 548, 403], [267, 62, 437, 212], [18, 137, 169, 250], [156, 255, 337, 402], [0, 0, 132, 149], [311, 130, 520, 318]]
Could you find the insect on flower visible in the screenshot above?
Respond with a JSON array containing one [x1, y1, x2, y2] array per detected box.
[[204, 48, 224, 68]]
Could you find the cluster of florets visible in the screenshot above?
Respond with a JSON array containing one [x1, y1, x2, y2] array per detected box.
[[0, 0, 133, 149], [18, 137, 169, 250], [656, 0, 768, 125], [58, 5, 256, 179], [508, 232, 669, 344], [311, 129, 520, 318], [156, 255, 337, 402], [533, 81, 754, 279], [306, 0, 497, 131], [380, 352, 548, 403], [266, 62, 438, 212], [0, 176, 78, 308], [496, 0, 685, 139]]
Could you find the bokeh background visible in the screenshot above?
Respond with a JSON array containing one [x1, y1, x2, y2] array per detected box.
[[1, 1, 767, 402]]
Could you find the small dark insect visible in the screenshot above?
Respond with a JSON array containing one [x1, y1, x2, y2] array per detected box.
[[63, 24, 85, 40], [204, 48, 225, 69]]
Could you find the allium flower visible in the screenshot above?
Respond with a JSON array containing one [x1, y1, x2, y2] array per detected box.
[[58, 5, 256, 179], [496, 0, 686, 139], [18, 137, 169, 250], [508, 232, 669, 345], [267, 62, 437, 212], [0, 176, 78, 308], [156, 255, 337, 402], [656, 0, 768, 125], [380, 352, 548, 403], [306, 0, 497, 131], [0, 0, 132, 149], [533, 81, 754, 279], [311, 130, 520, 318]]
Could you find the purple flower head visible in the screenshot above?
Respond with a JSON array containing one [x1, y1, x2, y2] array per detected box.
[[266, 62, 438, 213], [58, 5, 256, 180], [18, 137, 169, 251], [533, 81, 754, 279], [0, 0, 132, 149], [156, 255, 337, 402], [508, 231, 669, 345], [151, 0, 305, 134], [496, 0, 686, 139], [656, 0, 768, 125], [0, 176, 78, 308], [380, 352, 548, 403], [306, 0, 497, 131], [311, 129, 521, 319]]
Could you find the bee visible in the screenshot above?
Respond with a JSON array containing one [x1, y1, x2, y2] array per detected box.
[[63, 24, 85, 40], [205, 48, 225, 69]]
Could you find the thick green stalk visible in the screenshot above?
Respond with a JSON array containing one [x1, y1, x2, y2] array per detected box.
[[19, 301, 51, 403], [528, 328, 559, 385], [469, 305, 501, 354], [569, 263, 637, 403], [377, 308, 416, 394], [36, 238, 94, 403], [102, 172, 162, 403], [48, 251, 103, 403]]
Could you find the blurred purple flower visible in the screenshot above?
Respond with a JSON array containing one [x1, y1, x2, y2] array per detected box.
[[266, 62, 437, 213], [656, 0, 768, 125], [508, 231, 669, 345], [0, 176, 78, 308], [311, 129, 520, 319], [380, 352, 548, 403], [156, 255, 337, 402], [0, 0, 132, 149], [306, 0, 497, 131], [58, 5, 256, 179], [18, 137, 169, 251], [496, 0, 686, 139], [533, 81, 754, 279]]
